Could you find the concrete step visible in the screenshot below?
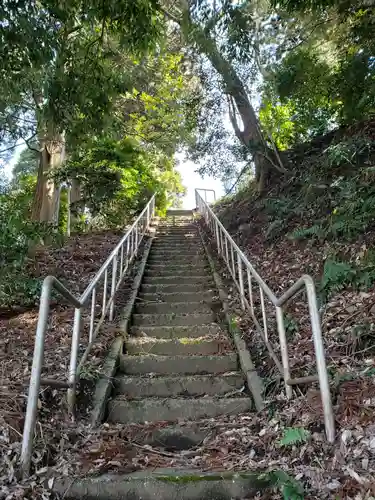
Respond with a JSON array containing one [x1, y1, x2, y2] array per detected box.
[[125, 336, 229, 356], [166, 209, 193, 216], [155, 228, 197, 233], [153, 234, 200, 240], [154, 229, 197, 233], [119, 353, 238, 375], [134, 301, 214, 315], [107, 396, 251, 424], [148, 253, 205, 261], [155, 235, 198, 240], [156, 228, 199, 235], [154, 221, 195, 225], [145, 263, 208, 273], [54, 469, 271, 500], [114, 373, 244, 398], [147, 256, 207, 266], [142, 275, 211, 285], [139, 291, 216, 303], [141, 283, 215, 294], [139, 424, 208, 450], [132, 312, 216, 326], [150, 244, 202, 250], [143, 269, 210, 279], [151, 243, 202, 251], [129, 324, 222, 339], [155, 232, 200, 236]]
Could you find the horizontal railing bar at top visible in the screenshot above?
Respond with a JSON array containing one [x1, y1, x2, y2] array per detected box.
[[195, 189, 335, 443], [21, 194, 156, 476]]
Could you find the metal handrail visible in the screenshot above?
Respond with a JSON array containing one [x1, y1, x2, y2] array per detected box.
[[195, 189, 335, 443], [21, 195, 156, 475], [195, 187, 216, 206]]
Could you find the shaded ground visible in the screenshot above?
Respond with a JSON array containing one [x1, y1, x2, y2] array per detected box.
[[0, 230, 138, 498], [205, 120, 375, 498], [3, 121, 375, 499]]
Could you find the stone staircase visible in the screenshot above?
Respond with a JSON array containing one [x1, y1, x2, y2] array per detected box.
[[107, 211, 252, 428], [57, 211, 267, 499]]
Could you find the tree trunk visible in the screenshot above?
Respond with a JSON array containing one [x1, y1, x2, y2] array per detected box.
[[31, 132, 66, 222], [180, 8, 286, 190], [70, 178, 81, 207]]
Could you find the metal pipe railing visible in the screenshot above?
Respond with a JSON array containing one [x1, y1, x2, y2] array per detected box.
[[195, 187, 216, 208], [21, 195, 156, 476], [195, 188, 335, 443]]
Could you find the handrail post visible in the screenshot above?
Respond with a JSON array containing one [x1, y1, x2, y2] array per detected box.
[[21, 278, 53, 476], [276, 306, 293, 399], [237, 253, 245, 310], [305, 280, 335, 443], [102, 269, 108, 316], [67, 307, 82, 415], [259, 287, 268, 342], [109, 253, 118, 321], [21, 195, 156, 473], [146, 204, 150, 232], [215, 220, 220, 254], [195, 189, 335, 443], [89, 288, 96, 343]]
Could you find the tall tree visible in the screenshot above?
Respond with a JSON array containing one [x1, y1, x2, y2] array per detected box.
[[160, 0, 287, 190], [0, 0, 162, 222]]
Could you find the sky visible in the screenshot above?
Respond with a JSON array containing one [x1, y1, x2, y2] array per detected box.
[[175, 153, 224, 208], [1, 144, 23, 179]]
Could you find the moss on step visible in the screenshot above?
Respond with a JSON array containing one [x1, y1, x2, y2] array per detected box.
[[179, 337, 205, 345], [152, 470, 304, 498], [155, 472, 258, 484]]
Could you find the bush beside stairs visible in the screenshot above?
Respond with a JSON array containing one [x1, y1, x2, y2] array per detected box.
[[56, 211, 275, 499]]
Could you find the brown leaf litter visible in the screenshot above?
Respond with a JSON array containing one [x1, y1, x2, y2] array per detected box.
[[0, 230, 140, 499]]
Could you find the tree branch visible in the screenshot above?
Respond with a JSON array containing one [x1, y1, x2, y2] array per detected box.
[[0, 142, 21, 155], [0, 132, 39, 155], [23, 132, 40, 153], [227, 95, 246, 146], [158, 6, 181, 25], [226, 162, 252, 195]]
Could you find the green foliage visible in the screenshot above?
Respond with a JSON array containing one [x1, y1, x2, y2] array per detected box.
[[56, 137, 185, 228], [259, 99, 298, 151], [289, 224, 325, 241], [336, 49, 375, 124], [287, 139, 375, 244], [260, 47, 339, 146], [269, 470, 305, 500], [320, 254, 375, 301], [279, 427, 311, 447], [0, 0, 164, 174], [12, 146, 39, 183], [0, 180, 61, 309], [260, 2, 375, 148], [320, 258, 357, 298], [284, 313, 299, 338]]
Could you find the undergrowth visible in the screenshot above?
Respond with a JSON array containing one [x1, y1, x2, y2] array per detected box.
[[217, 129, 375, 302], [0, 186, 63, 310]]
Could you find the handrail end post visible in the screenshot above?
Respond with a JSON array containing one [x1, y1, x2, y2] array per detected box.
[[68, 307, 82, 416], [21, 278, 54, 476], [275, 306, 293, 400]]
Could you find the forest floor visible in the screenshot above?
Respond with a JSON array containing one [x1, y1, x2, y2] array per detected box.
[[2, 121, 375, 499], [0, 230, 131, 499], [210, 119, 375, 498]]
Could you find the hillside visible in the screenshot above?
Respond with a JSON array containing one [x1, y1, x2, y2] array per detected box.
[[209, 120, 375, 496]]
